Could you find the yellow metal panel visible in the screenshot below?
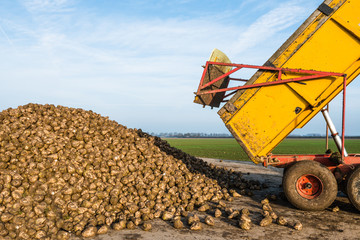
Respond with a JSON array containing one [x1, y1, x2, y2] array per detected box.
[[219, 0, 360, 163], [228, 84, 308, 158]]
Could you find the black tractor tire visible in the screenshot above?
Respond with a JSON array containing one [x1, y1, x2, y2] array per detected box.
[[283, 160, 338, 211], [282, 164, 294, 186], [346, 167, 360, 211]]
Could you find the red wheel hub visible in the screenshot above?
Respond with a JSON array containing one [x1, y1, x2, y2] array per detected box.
[[296, 174, 323, 199]]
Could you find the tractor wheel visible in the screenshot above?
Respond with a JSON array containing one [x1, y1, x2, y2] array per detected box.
[[283, 161, 338, 211], [346, 167, 360, 211], [282, 164, 293, 185]]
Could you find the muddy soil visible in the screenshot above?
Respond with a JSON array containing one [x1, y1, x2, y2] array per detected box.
[[73, 158, 360, 240]]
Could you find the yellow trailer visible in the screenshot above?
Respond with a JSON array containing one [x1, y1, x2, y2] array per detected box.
[[194, 0, 360, 211]]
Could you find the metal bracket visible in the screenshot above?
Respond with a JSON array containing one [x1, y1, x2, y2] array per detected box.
[[264, 61, 276, 68], [318, 3, 334, 16]]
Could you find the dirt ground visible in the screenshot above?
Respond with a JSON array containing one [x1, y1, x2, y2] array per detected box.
[[73, 158, 360, 240]]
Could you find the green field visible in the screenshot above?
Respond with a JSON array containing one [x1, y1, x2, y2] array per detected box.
[[164, 138, 360, 161]]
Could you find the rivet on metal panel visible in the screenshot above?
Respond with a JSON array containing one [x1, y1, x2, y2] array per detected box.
[[224, 102, 237, 114], [295, 107, 302, 114]]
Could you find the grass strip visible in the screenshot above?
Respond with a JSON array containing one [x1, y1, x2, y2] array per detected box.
[[164, 138, 360, 161]]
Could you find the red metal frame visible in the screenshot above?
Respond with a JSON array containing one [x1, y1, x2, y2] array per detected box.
[[266, 154, 360, 181], [196, 62, 360, 177], [342, 75, 347, 160], [196, 61, 344, 96]]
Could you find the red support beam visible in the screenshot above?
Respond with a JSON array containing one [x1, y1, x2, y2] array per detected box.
[[342, 75, 347, 161], [200, 67, 241, 89], [266, 154, 360, 175], [195, 61, 344, 97], [197, 72, 338, 95]]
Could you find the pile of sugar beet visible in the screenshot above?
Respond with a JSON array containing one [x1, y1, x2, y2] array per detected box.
[[0, 103, 269, 239]]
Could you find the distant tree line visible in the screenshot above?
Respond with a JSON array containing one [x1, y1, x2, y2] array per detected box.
[[149, 132, 360, 138], [150, 132, 232, 138], [288, 134, 360, 138]]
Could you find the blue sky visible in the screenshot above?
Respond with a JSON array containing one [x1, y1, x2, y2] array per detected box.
[[0, 0, 359, 135]]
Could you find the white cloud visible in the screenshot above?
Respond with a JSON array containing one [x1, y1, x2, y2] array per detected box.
[[231, 2, 307, 56], [22, 0, 74, 13], [0, 23, 13, 45]]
